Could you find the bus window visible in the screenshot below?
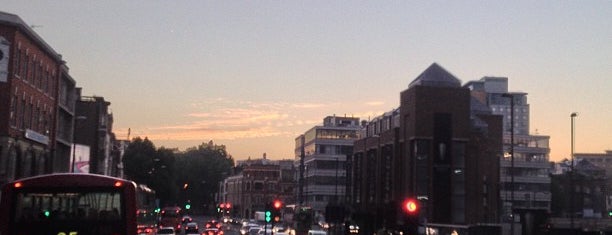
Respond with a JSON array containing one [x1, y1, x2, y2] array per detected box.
[[14, 191, 123, 221]]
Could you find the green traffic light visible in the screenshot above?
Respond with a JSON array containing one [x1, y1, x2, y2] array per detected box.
[[44, 210, 50, 217], [185, 204, 191, 210], [265, 211, 272, 222]]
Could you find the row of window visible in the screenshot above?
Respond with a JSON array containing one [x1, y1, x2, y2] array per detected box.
[[9, 92, 52, 134], [12, 46, 57, 96]]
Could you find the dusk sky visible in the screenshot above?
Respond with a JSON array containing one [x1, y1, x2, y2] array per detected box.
[[3, 1, 610, 161]]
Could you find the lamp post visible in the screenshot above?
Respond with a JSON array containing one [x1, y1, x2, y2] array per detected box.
[[502, 93, 515, 235], [570, 112, 578, 229]]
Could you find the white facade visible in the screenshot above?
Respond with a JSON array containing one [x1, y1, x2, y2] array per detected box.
[[295, 116, 361, 212]]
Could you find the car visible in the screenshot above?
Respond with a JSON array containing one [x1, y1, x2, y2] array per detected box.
[[137, 225, 156, 235], [240, 224, 260, 235], [184, 222, 199, 234], [307, 230, 327, 235], [248, 227, 261, 235], [205, 220, 222, 229], [182, 215, 193, 224], [204, 228, 224, 235], [156, 227, 176, 235]]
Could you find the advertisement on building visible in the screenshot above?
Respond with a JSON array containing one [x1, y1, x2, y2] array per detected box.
[[0, 36, 9, 82]]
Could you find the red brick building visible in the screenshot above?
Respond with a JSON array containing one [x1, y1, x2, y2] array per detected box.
[[349, 63, 502, 233], [0, 11, 76, 184]]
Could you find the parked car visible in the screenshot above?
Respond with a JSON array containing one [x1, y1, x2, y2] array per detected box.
[[156, 227, 176, 235]]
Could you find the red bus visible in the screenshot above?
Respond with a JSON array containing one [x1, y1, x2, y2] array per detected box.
[[136, 184, 158, 235], [0, 173, 138, 235], [159, 206, 183, 231]]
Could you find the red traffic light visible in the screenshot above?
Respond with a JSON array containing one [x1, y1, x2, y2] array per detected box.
[[273, 200, 282, 209], [403, 198, 419, 214]]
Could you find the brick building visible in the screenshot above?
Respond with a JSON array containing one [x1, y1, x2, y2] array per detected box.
[[349, 63, 502, 233], [0, 11, 77, 184]]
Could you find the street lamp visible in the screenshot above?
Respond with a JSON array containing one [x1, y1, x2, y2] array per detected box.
[[71, 116, 86, 173], [570, 112, 578, 229], [501, 93, 515, 235]]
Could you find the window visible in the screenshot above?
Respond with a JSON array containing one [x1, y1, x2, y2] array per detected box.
[[14, 48, 21, 77], [10, 94, 17, 126], [19, 97, 26, 129], [23, 54, 29, 81]]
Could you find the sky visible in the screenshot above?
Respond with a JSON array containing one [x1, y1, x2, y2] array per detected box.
[[3, 1, 611, 161]]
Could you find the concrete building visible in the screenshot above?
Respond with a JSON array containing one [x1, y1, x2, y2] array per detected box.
[[220, 156, 295, 219], [466, 77, 552, 217], [0, 11, 77, 184], [350, 63, 502, 234], [295, 116, 361, 213]]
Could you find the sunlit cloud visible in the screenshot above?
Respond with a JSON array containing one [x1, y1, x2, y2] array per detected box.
[[122, 99, 335, 143]]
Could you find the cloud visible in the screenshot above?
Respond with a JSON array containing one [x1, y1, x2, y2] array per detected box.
[[122, 99, 330, 143]]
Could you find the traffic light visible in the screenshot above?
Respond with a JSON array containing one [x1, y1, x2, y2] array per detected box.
[[401, 198, 420, 234], [226, 202, 231, 215], [402, 198, 418, 214], [185, 200, 191, 210], [265, 210, 272, 223], [272, 199, 283, 222]]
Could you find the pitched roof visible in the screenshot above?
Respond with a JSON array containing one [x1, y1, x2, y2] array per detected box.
[[408, 63, 461, 88]]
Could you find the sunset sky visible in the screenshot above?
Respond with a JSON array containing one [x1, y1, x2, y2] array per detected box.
[[3, 1, 610, 161]]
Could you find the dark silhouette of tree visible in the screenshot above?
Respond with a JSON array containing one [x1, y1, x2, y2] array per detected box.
[[123, 137, 177, 206], [176, 141, 234, 214], [123, 137, 157, 183]]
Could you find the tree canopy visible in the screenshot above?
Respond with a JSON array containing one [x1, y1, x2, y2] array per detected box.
[[123, 138, 234, 213]]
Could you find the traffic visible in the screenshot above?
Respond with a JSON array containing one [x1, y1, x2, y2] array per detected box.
[[0, 173, 314, 235]]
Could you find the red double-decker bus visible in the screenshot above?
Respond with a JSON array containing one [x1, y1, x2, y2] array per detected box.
[[0, 173, 138, 235]]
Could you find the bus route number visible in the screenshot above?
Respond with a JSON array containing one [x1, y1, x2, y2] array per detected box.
[[57, 232, 77, 235]]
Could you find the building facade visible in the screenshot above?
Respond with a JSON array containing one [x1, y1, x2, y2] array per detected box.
[[0, 11, 77, 184], [295, 116, 361, 213], [349, 63, 502, 234], [75, 95, 115, 175], [220, 156, 295, 219], [466, 77, 552, 221]]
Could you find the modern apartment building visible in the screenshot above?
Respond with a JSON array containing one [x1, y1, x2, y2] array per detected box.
[[465, 77, 552, 222], [295, 116, 361, 213]]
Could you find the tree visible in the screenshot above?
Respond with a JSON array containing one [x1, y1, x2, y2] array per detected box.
[[123, 137, 177, 206], [123, 137, 157, 183], [175, 141, 234, 214]]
